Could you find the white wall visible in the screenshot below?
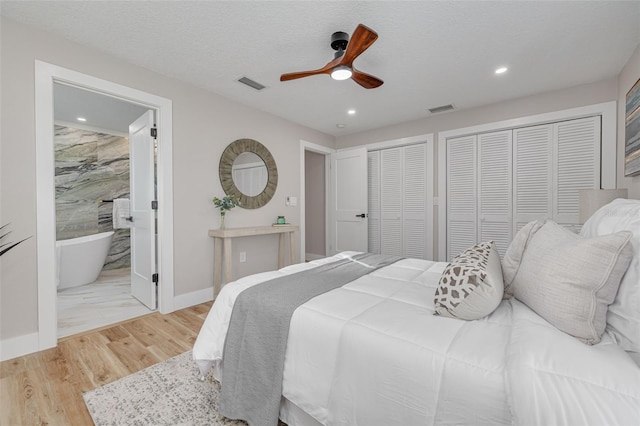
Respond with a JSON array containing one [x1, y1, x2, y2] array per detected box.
[[618, 43, 640, 199], [0, 18, 334, 342], [337, 78, 619, 150]]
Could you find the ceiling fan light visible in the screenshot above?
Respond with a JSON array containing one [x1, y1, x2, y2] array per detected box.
[[331, 66, 352, 81]]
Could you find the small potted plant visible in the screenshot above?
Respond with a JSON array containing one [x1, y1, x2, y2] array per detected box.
[[212, 196, 241, 229]]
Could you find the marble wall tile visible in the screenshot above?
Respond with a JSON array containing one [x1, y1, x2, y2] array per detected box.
[[55, 125, 131, 269], [106, 230, 132, 269], [56, 200, 98, 239]]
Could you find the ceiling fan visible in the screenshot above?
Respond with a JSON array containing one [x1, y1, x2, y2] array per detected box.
[[280, 24, 384, 89]]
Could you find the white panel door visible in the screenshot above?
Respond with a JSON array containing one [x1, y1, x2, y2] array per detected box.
[[380, 148, 403, 256], [513, 124, 553, 232], [367, 151, 381, 254], [129, 111, 157, 309], [553, 116, 601, 229], [403, 144, 427, 259], [478, 130, 512, 257], [330, 148, 368, 254], [447, 135, 477, 260]]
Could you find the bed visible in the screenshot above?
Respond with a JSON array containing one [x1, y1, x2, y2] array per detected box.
[[193, 199, 640, 426]]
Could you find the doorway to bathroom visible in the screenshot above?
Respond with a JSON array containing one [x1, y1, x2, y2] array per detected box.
[[35, 61, 175, 351], [53, 83, 154, 338]]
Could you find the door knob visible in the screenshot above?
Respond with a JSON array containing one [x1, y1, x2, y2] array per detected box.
[[355, 213, 367, 218], [125, 216, 134, 222]]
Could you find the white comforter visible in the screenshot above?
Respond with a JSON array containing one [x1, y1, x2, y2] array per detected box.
[[193, 252, 640, 425]]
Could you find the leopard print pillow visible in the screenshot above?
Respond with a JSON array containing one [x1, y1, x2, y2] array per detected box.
[[434, 241, 504, 320]]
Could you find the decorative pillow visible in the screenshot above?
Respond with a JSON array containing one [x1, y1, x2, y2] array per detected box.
[[502, 220, 544, 294], [434, 241, 504, 320], [580, 198, 640, 358], [510, 220, 633, 345]]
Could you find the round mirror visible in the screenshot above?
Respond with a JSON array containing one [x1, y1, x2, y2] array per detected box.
[[232, 152, 268, 197], [219, 138, 277, 209]]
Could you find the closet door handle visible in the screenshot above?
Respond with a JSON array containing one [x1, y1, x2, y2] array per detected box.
[[125, 216, 134, 222], [355, 213, 367, 218]]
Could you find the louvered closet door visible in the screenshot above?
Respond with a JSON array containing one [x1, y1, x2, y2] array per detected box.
[[553, 116, 601, 229], [478, 131, 512, 257], [513, 124, 553, 233], [380, 148, 403, 256], [447, 135, 477, 260], [368, 151, 381, 254], [403, 144, 427, 258]]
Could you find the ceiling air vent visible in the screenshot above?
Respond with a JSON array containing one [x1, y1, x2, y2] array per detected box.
[[428, 104, 455, 114], [237, 76, 266, 91]]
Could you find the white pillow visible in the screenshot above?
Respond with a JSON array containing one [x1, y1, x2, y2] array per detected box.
[[511, 220, 632, 344], [502, 220, 544, 293], [434, 241, 504, 320], [580, 198, 640, 355]]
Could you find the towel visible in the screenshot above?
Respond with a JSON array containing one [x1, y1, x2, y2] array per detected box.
[[113, 198, 131, 229]]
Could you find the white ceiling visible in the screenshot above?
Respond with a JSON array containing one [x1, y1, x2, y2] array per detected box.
[[54, 83, 150, 133], [2, 1, 640, 137]]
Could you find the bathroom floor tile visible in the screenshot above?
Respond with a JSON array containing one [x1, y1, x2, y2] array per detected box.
[[57, 268, 153, 339]]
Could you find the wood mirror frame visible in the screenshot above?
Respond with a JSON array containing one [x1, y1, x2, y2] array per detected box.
[[219, 138, 278, 209]]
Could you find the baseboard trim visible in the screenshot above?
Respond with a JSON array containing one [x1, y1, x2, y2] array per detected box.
[[305, 253, 325, 261], [172, 287, 214, 311], [0, 332, 39, 362]]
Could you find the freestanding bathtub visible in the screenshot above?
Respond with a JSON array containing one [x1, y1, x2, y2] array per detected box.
[[56, 231, 114, 290]]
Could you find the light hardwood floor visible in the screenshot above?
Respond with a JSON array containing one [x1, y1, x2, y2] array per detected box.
[[0, 301, 213, 425]]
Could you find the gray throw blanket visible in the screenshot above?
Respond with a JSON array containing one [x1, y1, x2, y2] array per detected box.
[[219, 253, 401, 426]]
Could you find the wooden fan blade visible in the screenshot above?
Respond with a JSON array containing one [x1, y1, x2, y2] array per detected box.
[[351, 69, 384, 89], [280, 57, 340, 81], [280, 70, 327, 81], [340, 24, 379, 66]]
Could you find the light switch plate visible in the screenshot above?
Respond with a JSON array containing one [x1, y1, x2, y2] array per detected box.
[[286, 196, 298, 206]]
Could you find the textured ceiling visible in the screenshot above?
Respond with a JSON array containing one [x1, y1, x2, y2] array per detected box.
[[2, 1, 639, 137]]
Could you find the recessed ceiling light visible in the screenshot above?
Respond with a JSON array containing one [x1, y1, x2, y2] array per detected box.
[[77, 117, 87, 122], [347, 109, 356, 115], [336, 123, 345, 128], [495, 67, 508, 75]]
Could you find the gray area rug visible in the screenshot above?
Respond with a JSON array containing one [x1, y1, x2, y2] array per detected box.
[[83, 351, 247, 426]]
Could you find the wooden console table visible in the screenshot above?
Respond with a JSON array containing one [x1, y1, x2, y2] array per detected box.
[[209, 225, 299, 296]]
